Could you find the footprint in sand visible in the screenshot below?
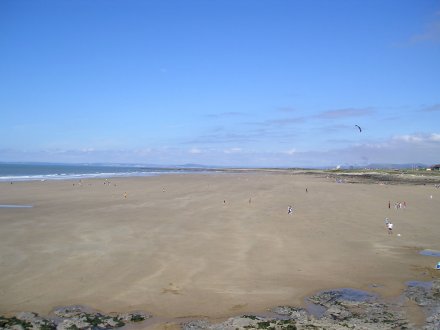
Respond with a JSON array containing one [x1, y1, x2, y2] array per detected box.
[[162, 282, 182, 295], [230, 304, 248, 312]]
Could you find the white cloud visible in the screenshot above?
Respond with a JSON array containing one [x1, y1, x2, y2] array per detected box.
[[393, 135, 424, 143], [189, 148, 203, 154], [2, 131, 440, 167], [223, 147, 242, 154], [393, 133, 440, 143], [430, 133, 440, 141]]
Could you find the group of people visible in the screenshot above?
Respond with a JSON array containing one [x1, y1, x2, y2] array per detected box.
[[388, 200, 406, 209]]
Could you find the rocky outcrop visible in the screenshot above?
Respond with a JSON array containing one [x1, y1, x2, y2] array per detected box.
[[1, 280, 439, 329], [405, 280, 440, 330], [0, 305, 151, 330], [183, 280, 440, 330]]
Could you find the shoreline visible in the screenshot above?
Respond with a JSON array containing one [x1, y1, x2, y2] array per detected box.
[[1, 278, 439, 329], [2, 165, 440, 184], [1, 172, 439, 328]]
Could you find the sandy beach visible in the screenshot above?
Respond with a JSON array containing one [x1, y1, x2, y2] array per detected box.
[[1, 172, 439, 326]]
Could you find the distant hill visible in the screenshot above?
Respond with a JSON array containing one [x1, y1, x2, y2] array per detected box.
[[178, 163, 213, 168], [355, 163, 428, 170]]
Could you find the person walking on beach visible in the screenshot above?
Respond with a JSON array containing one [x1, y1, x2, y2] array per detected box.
[[387, 222, 393, 235], [288, 205, 293, 214]]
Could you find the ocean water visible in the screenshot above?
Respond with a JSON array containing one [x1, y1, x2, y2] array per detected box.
[[0, 163, 194, 182]]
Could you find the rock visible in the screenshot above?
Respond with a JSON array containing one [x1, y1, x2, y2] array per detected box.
[[325, 305, 352, 320], [56, 317, 91, 330], [272, 306, 308, 321], [0, 305, 152, 330], [182, 319, 211, 330], [15, 311, 56, 329], [1, 281, 439, 329], [53, 305, 89, 318], [423, 306, 440, 330], [117, 311, 151, 322], [212, 316, 259, 329]]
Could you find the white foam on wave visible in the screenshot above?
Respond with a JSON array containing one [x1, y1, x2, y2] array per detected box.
[[0, 170, 181, 182]]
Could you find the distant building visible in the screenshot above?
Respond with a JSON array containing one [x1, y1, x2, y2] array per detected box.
[[429, 164, 440, 171]]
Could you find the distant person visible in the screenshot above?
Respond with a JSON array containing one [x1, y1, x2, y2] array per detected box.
[[288, 206, 293, 214], [387, 222, 393, 235], [306, 188, 308, 193], [124, 192, 127, 199]]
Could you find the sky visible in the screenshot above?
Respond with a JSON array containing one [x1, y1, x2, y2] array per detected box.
[[1, 0, 439, 168]]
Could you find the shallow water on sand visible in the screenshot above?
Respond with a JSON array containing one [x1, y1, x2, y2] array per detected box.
[[0, 204, 33, 208], [406, 280, 433, 290], [419, 249, 440, 257], [305, 288, 376, 318]]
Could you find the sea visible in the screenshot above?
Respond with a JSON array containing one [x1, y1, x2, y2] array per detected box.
[[0, 163, 202, 182]]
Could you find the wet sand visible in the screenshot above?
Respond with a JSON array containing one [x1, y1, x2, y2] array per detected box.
[[0, 172, 439, 324]]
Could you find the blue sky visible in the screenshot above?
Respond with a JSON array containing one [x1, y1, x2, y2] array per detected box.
[[1, 0, 439, 167]]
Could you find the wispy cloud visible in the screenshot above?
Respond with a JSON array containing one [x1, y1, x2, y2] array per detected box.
[[396, 12, 440, 46], [315, 107, 374, 119], [205, 112, 246, 119], [408, 20, 440, 44], [242, 104, 376, 131], [276, 106, 298, 113], [187, 131, 258, 144], [420, 103, 440, 112], [316, 124, 353, 133], [262, 116, 307, 127], [3, 130, 440, 167]]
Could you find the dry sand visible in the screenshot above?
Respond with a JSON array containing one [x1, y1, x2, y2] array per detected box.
[[0, 172, 439, 324]]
